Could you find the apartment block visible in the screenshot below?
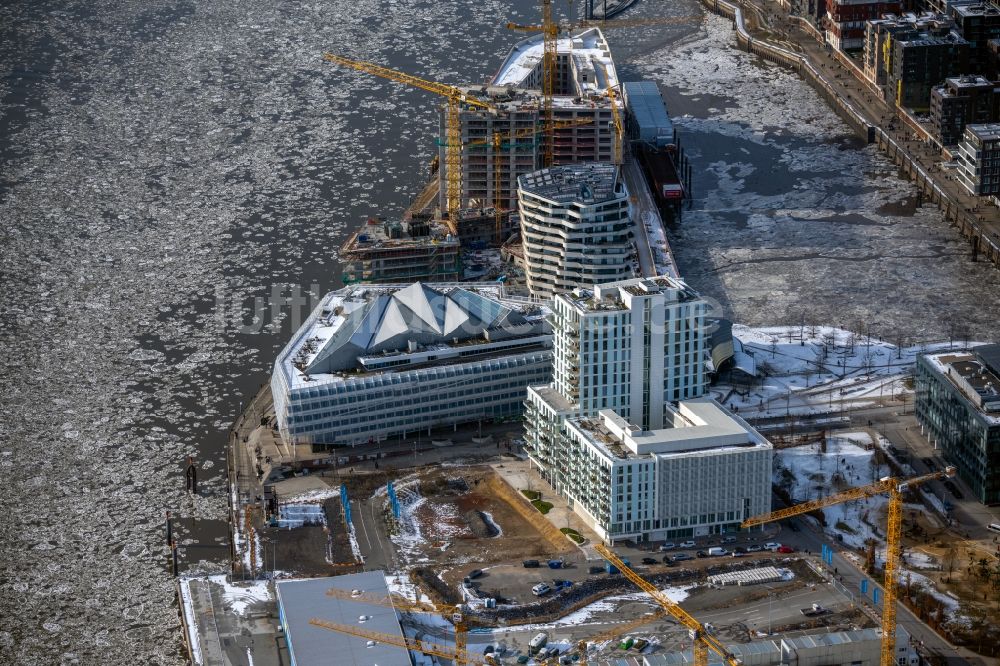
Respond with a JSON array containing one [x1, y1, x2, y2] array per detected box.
[[863, 13, 956, 87], [827, 0, 903, 51], [930, 75, 1000, 145], [518, 163, 633, 299], [558, 402, 772, 543], [949, 2, 1000, 78], [955, 122, 1000, 194], [894, 33, 969, 109]]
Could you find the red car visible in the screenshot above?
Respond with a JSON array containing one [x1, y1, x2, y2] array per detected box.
[[777, 545, 795, 554]]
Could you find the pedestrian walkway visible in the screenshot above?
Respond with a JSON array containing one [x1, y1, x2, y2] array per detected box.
[[490, 460, 601, 559]]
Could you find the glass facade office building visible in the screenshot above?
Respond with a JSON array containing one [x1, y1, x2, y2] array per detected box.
[[915, 345, 1000, 505]]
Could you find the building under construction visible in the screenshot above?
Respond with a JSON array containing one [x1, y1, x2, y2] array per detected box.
[[437, 27, 621, 214], [340, 216, 461, 285]]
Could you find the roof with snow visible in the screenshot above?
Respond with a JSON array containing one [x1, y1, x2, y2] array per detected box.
[[491, 27, 618, 97], [276, 571, 410, 666], [274, 283, 552, 387], [303, 282, 527, 373]]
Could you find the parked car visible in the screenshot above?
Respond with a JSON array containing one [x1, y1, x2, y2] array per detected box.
[[662, 556, 676, 566], [733, 546, 747, 554], [659, 542, 676, 551], [589, 565, 605, 574], [696, 550, 708, 558], [468, 569, 484, 579], [763, 542, 781, 551], [641, 557, 658, 565], [777, 545, 795, 554], [746, 545, 763, 553], [523, 560, 540, 568], [532, 583, 552, 596], [632, 638, 649, 652], [672, 553, 693, 562], [679, 540, 696, 548], [721, 536, 737, 544]]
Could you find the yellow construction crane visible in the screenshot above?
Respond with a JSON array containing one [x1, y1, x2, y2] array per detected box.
[[507, 0, 559, 167], [324, 586, 470, 665], [741, 466, 956, 666], [309, 617, 487, 665], [322, 53, 495, 221], [466, 117, 594, 242], [595, 544, 741, 666], [506, 9, 704, 167], [595, 61, 623, 164]]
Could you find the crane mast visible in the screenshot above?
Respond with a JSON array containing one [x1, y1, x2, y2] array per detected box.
[[741, 467, 955, 666]]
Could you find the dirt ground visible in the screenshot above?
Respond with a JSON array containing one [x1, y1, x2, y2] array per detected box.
[[385, 465, 573, 585]]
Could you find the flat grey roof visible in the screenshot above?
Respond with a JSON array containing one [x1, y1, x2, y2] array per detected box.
[[276, 571, 411, 666], [623, 80, 674, 140], [966, 122, 1000, 141]]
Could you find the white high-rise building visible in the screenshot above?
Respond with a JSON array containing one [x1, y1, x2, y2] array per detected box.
[[524, 276, 772, 542], [518, 163, 632, 300]]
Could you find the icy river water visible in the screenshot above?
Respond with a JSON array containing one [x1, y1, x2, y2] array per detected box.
[[1, 0, 998, 664]]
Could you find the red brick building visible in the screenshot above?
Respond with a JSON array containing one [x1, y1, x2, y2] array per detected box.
[[826, 0, 903, 50]]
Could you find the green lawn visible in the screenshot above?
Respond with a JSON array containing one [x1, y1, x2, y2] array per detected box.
[[531, 499, 553, 514]]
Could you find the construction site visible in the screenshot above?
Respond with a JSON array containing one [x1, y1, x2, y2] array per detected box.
[[179, 407, 1000, 666], [321, 3, 693, 288], [172, 3, 1000, 666]]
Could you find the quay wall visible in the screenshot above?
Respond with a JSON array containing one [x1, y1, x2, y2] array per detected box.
[[698, 0, 1000, 270]]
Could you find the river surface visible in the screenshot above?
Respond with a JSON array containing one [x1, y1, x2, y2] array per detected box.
[[1, 0, 997, 664]]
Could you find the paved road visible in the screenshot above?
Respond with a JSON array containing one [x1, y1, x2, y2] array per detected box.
[[778, 520, 985, 664], [352, 495, 396, 572]]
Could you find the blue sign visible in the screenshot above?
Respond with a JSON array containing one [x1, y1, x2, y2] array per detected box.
[[873, 588, 881, 605], [340, 484, 352, 525], [860, 579, 869, 594], [387, 482, 401, 520]]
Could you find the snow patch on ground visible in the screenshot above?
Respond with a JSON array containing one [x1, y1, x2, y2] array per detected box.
[[775, 435, 890, 549], [210, 575, 272, 616], [481, 511, 502, 537], [505, 585, 693, 633], [178, 578, 203, 666]]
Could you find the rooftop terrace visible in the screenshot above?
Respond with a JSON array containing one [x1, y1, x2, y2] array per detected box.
[[518, 162, 622, 203], [570, 399, 770, 461]]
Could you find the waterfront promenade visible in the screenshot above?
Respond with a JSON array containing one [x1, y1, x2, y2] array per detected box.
[[701, 0, 1000, 272]]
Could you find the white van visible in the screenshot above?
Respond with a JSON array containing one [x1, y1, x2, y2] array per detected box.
[[707, 547, 727, 556]]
